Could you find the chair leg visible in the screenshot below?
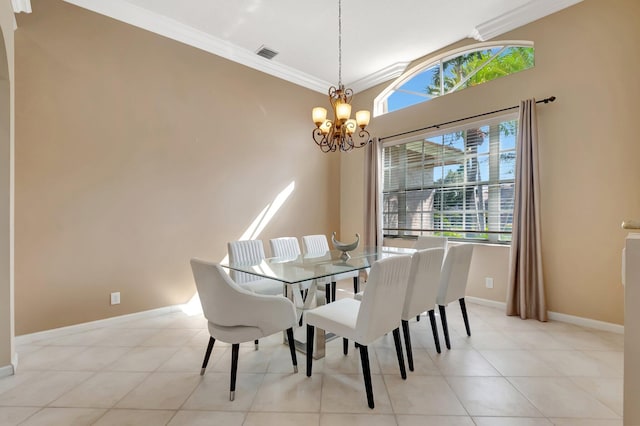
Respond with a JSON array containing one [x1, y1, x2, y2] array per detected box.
[[439, 305, 451, 350], [331, 282, 337, 302], [401, 320, 413, 372], [285, 328, 298, 373], [325, 284, 331, 305], [306, 324, 314, 377], [459, 297, 471, 336], [230, 343, 239, 401], [254, 339, 259, 351], [392, 328, 407, 380], [200, 336, 215, 375], [343, 338, 348, 355], [353, 276, 359, 294], [416, 314, 421, 321], [428, 309, 441, 354], [359, 345, 375, 409]]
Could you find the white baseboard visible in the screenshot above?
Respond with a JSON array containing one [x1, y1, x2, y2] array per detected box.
[[546, 310, 624, 334], [0, 363, 14, 379], [0, 348, 20, 378], [466, 296, 507, 310], [15, 305, 183, 345], [465, 296, 624, 334]]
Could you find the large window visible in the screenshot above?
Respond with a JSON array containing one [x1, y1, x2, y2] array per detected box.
[[375, 42, 534, 116], [382, 116, 517, 243]]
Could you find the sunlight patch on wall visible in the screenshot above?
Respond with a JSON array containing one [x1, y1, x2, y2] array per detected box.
[[180, 181, 296, 315]]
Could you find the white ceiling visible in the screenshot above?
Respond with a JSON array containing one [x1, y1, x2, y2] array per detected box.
[[59, 0, 582, 93]]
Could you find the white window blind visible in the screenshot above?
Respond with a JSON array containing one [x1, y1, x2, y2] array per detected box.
[[382, 117, 517, 243]]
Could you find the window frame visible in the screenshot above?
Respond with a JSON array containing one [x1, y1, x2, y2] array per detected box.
[[374, 40, 534, 117], [381, 113, 518, 244]]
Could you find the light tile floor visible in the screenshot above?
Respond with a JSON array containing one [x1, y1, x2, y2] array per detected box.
[[0, 282, 623, 425]]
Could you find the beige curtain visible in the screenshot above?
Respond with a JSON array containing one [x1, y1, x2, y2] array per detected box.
[[364, 137, 382, 248], [507, 99, 547, 321]]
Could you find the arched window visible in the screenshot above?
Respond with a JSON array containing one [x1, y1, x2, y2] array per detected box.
[[374, 42, 534, 116]]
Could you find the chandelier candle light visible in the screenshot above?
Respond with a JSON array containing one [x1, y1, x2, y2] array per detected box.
[[312, 0, 372, 153]]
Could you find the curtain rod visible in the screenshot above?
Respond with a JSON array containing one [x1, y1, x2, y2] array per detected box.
[[379, 96, 556, 141]]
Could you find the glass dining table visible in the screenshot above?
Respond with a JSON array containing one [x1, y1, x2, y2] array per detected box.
[[221, 246, 414, 358]]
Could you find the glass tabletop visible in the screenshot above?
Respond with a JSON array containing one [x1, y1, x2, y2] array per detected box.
[[221, 246, 414, 284]]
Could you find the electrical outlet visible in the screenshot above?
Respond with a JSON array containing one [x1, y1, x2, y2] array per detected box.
[[485, 277, 494, 289], [110, 292, 121, 305]]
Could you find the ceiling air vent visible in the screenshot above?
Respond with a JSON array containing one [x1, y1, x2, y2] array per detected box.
[[256, 45, 278, 60]]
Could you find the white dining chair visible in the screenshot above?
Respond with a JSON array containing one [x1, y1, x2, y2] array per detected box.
[[437, 244, 474, 350], [305, 254, 412, 409], [190, 259, 298, 401], [227, 239, 283, 296], [269, 237, 314, 294], [400, 248, 445, 371], [414, 235, 448, 250], [269, 237, 317, 321], [228, 239, 286, 350], [411, 235, 447, 323], [302, 234, 360, 300], [269, 237, 303, 260]]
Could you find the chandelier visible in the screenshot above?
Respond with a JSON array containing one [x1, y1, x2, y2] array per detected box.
[[311, 0, 372, 153]]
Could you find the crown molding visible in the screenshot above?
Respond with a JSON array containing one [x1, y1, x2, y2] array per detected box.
[[62, 0, 580, 93], [63, 0, 331, 93], [348, 61, 410, 94], [472, 0, 583, 41]]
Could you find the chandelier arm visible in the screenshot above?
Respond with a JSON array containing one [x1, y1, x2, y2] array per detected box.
[[312, 128, 329, 149], [313, 123, 371, 152], [354, 129, 372, 147], [345, 136, 354, 151], [343, 88, 353, 104]]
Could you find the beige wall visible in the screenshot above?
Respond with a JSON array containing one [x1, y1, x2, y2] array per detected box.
[[0, 0, 15, 368], [14, 0, 337, 334], [13, 0, 640, 334], [624, 234, 640, 423], [342, 0, 640, 325]]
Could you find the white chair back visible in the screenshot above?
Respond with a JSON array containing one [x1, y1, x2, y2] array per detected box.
[[414, 235, 448, 250], [356, 255, 412, 344], [437, 244, 474, 305], [402, 248, 445, 320], [190, 258, 252, 327], [302, 234, 330, 255], [269, 237, 301, 259], [227, 239, 266, 284]]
